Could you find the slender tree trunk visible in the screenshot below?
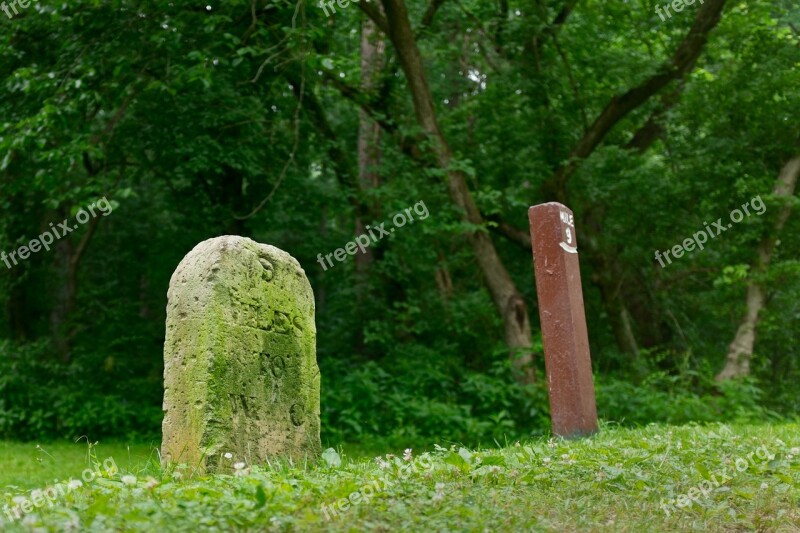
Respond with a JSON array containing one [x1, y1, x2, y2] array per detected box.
[[434, 251, 454, 300], [7, 269, 30, 341], [582, 218, 666, 359], [49, 236, 76, 362], [717, 154, 800, 381], [222, 165, 247, 236], [48, 210, 102, 363], [354, 16, 385, 355], [355, 17, 384, 281], [380, 0, 535, 383]]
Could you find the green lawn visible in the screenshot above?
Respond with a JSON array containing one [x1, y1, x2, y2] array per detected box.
[[0, 440, 160, 489], [1, 423, 799, 531]]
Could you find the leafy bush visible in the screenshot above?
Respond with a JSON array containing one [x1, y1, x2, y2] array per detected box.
[[2, 336, 785, 446], [597, 371, 782, 426], [320, 349, 550, 449], [0, 340, 161, 442]]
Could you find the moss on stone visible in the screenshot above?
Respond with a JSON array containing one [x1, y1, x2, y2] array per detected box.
[[161, 236, 321, 472]]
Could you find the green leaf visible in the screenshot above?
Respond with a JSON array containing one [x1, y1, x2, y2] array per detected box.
[[254, 484, 267, 508], [695, 461, 712, 481], [481, 455, 505, 466], [458, 447, 473, 465]]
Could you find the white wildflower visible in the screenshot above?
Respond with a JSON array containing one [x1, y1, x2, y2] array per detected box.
[[432, 482, 445, 502], [791, 447, 799, 456], [232, 462, 250, 477], [760, 482, 768, 489], [121, 475, 137, 486], [145, 477, 159, 490], [224, 452, 233, 459], [543, 457, 551, 464], [67, 479, 82, 490], [172, 471, 183, 481], [403, 448, 413, 461], [63, 516, 80, 531]]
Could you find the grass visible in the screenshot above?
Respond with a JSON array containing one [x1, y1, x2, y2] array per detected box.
[[0, 440, 160, 490], [1, 422, 799, 531]]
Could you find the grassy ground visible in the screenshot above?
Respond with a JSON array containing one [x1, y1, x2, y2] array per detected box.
[[0, 440, 160, 490], [1, 422, 798, 531]]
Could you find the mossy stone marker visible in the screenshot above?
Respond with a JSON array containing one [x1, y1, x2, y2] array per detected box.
[[161, 236, 321, 471]]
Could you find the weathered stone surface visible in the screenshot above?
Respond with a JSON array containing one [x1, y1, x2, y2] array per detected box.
[[161, 236, 320, 471]]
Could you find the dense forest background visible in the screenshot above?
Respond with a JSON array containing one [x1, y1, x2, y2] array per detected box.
[[0, 0, 798, 448]]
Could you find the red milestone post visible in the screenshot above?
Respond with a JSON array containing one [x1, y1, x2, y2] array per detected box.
[[529, 202, 598, 438]]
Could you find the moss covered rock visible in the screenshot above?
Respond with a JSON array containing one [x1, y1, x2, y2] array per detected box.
[[161, 236, 320, 472]]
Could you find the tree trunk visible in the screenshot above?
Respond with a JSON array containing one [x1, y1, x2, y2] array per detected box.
[[49, 236, 76, 363], [716, 154, 800, 381], [48, 211, 102, 363], [380, 0, 535, 383], [354, 16, 385, 355], [355, 16, 384, 281]]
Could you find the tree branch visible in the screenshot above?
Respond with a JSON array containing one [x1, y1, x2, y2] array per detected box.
[[355, 1, 389, 34], [625, 82, 685, 152], [548, 0, 578, 35], [421, 0, 447, 29], [544, 0, 727, 200], [320, 68, 428, 162], [487, 216, 532, 249]]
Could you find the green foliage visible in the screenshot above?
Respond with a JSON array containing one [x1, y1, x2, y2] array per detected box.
[[321, 356, 551, 449], [0, 0, 798, 447], [0, 341, 161, 442], [597, 374, 781, 427]]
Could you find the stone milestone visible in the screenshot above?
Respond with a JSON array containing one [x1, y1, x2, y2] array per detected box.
[[161, 236, 321, 471]]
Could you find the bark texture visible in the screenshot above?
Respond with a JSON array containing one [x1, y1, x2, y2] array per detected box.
[[717, 155, 800, 381], [379, 0, 535, 382]]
